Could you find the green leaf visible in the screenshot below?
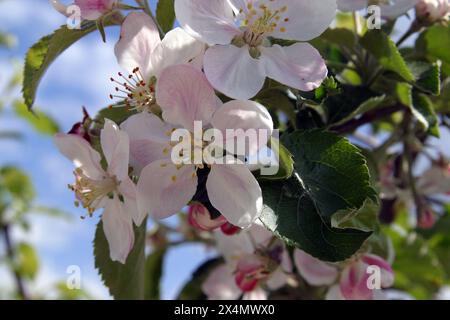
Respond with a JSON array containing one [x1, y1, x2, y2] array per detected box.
[[144, 248, 166, 300], [361, 30, 414, 82], [260, 177, 372, 262], [416, 24, 450, 76], [177, 258, 223, 300], [156, 0, 175, 34], [23, 18, 120, 110], [283, 130, 377, 221], [256, 137, 294, 181], [320, 28, 357, 50], [94, 219, 147, 300], [15, 242, 39, 280], [13, 101, 59, 135], [95, 106, 137, 127], [0, 166, 35, 203], [408, 61, 441, 95], [260, 130, 376, 261], [411, 92, 440, 137]]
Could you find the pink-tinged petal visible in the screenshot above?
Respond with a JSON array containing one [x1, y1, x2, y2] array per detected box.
[[206, 162, 263, 227], [74, 0, 117, 20], [102, 197, 134, 264], [114, 12, 161, 79], [211, 100, 273, 157], [269, 0, 336, 41], [340, 261, 374, 300], [137, 161, 197, 220], [242, 287, 268, 300], [156, 64, 218, 131], [248, 222, 274, 246], [188, 203, 227, 231], [101, 119, 130, 181], [117, 177, 142, 226], [261, 43, 328, 92], [337, 0, 368, 12], [150, 28, 205, 78], [266, 268, 288, 290], [214, 229, 254, 263], [361, 254, 394, 288], [235, 255, 267, 292], [204, 44, 266, 100], [121, 113, 175, 172], [202, 264, 242, 300], [293, 249, 338, 286], [54, 133, 104, 179], [174, 0, 240, 45], [325, 284, 345, 300]]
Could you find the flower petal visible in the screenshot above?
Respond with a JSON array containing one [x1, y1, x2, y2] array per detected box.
[[337, 0, 368, 12], [102, 197, 134, 264], [293, 249, 338, 286], [361, 254, 394, 288], [204, 44, 266, 100], [380, 0, 418, 19], [211, 100, 273, 157], [118, 177, 142, 226], [121, 113, 175, 172], [137, 160, 197, 220], [156, 64, 219, 131], [54, 133, 103, 179], [340, 261, 373, 300], [269, 0, 336, 41], [207, 161, 263, 227], [74, 0, 117, 20], [101, 119, 130, 181], [150, 27, 205, 78], [261, 43, 328, 92], [202, 264, 242, 300], [114, 12, 161, 79], [174, 0, 240, 45]]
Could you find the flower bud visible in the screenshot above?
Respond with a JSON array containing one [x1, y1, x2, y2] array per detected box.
[[187, 203, 226, 231], [220, 222, 241, 236], [234, 255, 269, 292], [418, 208, 437, 229], [416, 0, 450, 24]]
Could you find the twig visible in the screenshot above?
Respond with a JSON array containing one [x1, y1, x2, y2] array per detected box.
[[0, 224, 29, 300]]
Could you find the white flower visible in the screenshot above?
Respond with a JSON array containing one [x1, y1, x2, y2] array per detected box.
[[174, 0, 335, 99], [111, 12, 205, 112], [55, 119, 138, 263], [416, 0, 450, 23], [121, 64, 273, 227]]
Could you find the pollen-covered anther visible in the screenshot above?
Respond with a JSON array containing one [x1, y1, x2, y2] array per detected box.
[[108, 67, 155, 112]]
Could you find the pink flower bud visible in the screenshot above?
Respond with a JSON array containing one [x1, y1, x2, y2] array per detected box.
[[234, 255, 269, 292], [416, 0, 450, 24], [187, 203, 226, 231], [220, 222, 241, 236], [418, 208, 436, 229]]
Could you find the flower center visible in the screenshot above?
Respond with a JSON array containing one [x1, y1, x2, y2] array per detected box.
[[109, 67, 156, 113], [70, 168, 118, 215], [243, 2, 288, 37]]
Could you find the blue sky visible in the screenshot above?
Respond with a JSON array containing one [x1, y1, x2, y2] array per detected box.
[[0, 0, 213, 299]]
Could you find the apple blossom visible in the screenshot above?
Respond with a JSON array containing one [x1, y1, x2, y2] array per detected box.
[[294, 249, 394, 300], [111, 12, 204, 112], [416, 0, 450, 23], [121, 64, 273, 227], [202, 224, 292, 299], [50, 0, 118, 20], [174, 0, 335, 100], [337, 0, 419, 19], [54, 119, 138, 263]]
